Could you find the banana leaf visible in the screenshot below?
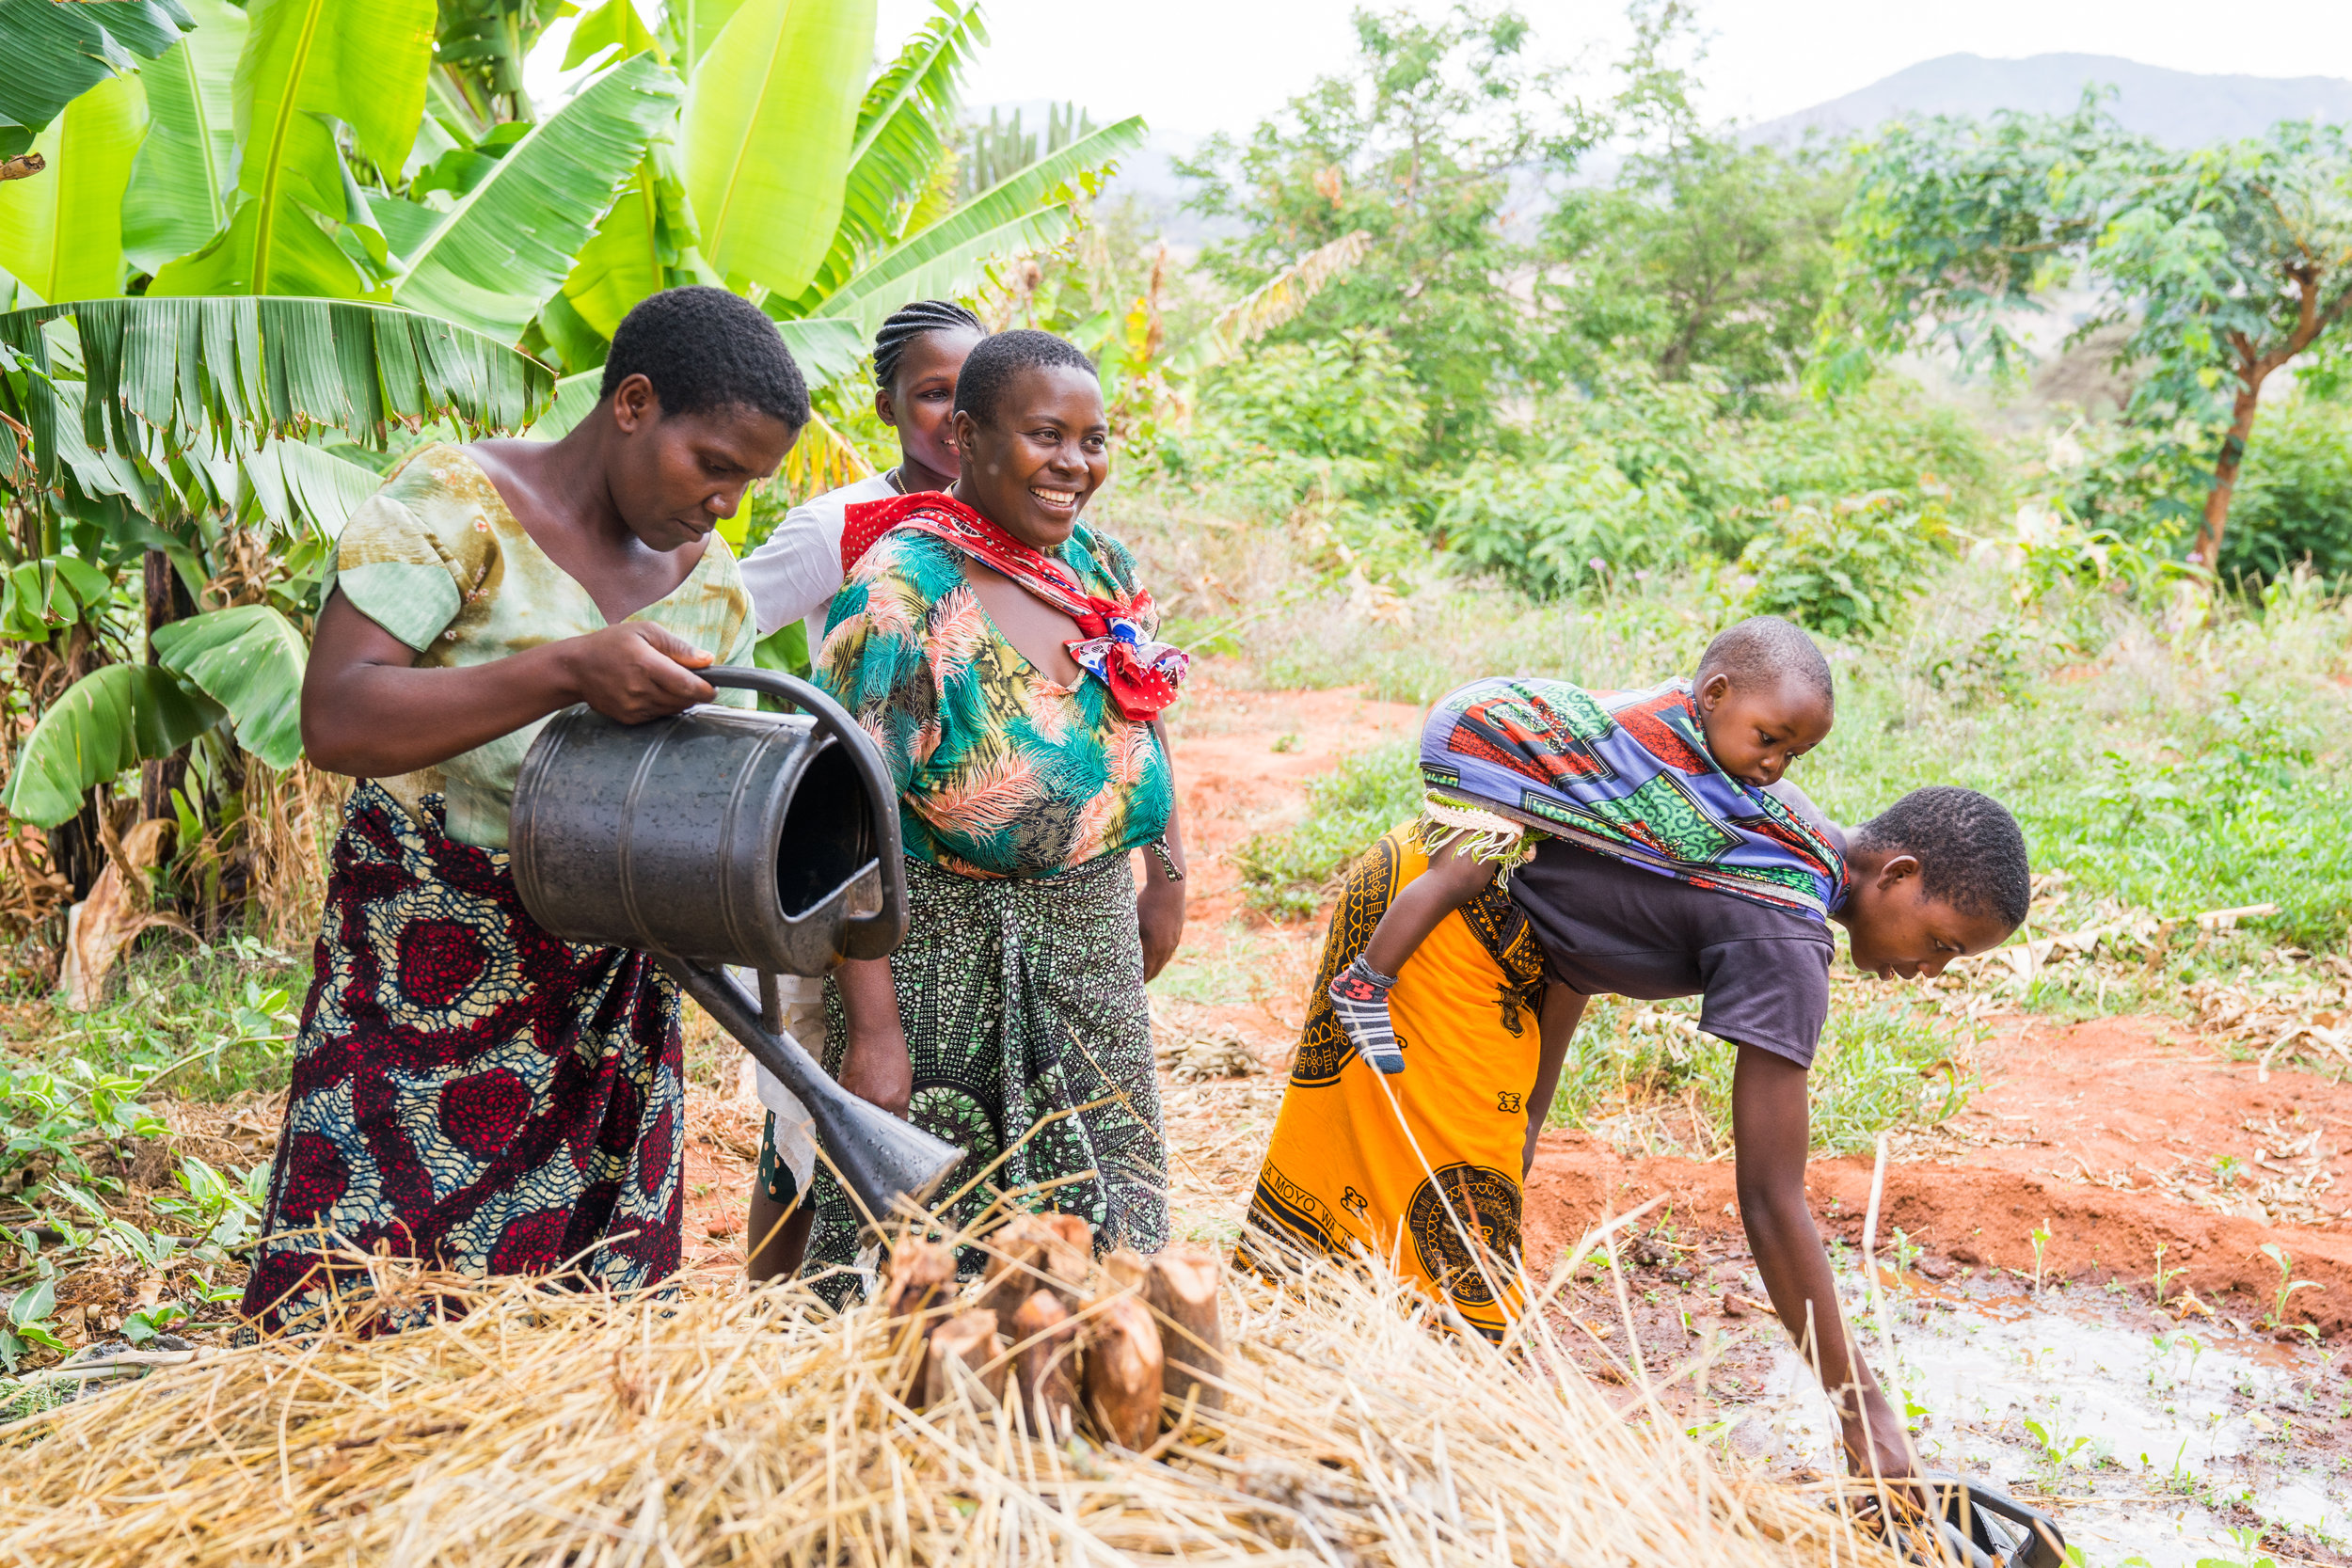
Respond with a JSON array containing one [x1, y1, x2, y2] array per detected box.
[[810, 117, 1146, 335], [238, 436, 384, 539], [120, 0, 246, 274], [0, 662, 222, 828], [0, 0, 189, 161], [782, 0, 983, 313], [0, 72, 151, 303], [681, 0, 874, 298], [387, 53, 684, 341], [0, 297, 555, 488], [151, 603, 307, 768], [147, 0, 436, 297]]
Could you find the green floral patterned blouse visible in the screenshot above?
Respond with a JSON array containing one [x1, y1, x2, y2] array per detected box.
[[326, 444, 758, 849], [817, 525, 1174, 879]]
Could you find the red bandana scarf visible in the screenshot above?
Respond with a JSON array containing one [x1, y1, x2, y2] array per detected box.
[[839, 492, 1189, 721]]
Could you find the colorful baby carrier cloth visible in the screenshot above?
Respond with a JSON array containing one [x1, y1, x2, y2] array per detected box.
[[1420, 675, 1847, 920], [839, 492, 1189, 721]]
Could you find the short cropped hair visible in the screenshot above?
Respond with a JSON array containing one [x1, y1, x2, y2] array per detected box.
[[600, 286, 809, 428], [953, 328, 1098, 428], [1695, 615, 1834, 707], [872, 299, 983, 393], [1852, 785, 2031, 928]]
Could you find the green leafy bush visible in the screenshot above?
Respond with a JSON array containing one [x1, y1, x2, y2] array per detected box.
[[2225, 397, 2352, 584], [1183, 329, 1428, 469], [1429, 438, 1708, 597], [1736, 492, 1950, 637]]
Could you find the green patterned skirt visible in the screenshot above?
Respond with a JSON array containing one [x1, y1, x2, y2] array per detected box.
[[799, 851, 1168, 1295]]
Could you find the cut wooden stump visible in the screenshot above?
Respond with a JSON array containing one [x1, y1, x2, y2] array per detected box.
[[920, 1309, 1008, 1410], [1010, 1290, 1078, 1441], [1082, 1292, 1164, 1449], [881, 1240, 957, 1322], [1144, 1243, 1228, 1413], [976, 1214, 1091, 1335], [1102, 1246, 1151, 1292]]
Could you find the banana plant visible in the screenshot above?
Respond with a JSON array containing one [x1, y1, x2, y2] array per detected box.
[[0, 296, 555, 831]]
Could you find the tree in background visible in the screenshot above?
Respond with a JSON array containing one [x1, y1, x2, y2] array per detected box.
[[1539, 2, 1844, 393], [1178, 4, 1598, 456], [1820, 99, 2352, 567]]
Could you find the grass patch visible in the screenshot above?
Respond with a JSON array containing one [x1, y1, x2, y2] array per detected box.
[[1233, 739, 1422, 917], [1549, 994, 1981, 1157], [1222, 560, 2352, 950]]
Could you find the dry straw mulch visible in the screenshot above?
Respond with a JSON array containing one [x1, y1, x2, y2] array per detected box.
[[0, 1243, 1902, 1567]]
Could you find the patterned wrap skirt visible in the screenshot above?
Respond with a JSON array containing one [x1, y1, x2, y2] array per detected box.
[[239, 783, 685, 1336], [1242, 822, 1549, 1341], [799, 851, 1168, 1296]]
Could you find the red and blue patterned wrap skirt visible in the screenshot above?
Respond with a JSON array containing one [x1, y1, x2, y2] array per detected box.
[[239, 782, 684, 1336]]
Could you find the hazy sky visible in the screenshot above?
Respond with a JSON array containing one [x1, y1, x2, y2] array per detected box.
[[872, 0, 2352, 136]]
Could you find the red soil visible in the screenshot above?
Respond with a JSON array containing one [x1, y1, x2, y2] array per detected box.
[[1521, 1015, 2352, 1334]]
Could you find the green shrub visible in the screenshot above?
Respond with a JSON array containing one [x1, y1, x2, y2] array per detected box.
[[2057, 395, 2352, 588], [1736, 492, 1950, 637], [1427, 439, 1708, 598], [2225, 397, 2352, 584], [1234, 739, 1423, 917], [1183, 329, 1428, 468]]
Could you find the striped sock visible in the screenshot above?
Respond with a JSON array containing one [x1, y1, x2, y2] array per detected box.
[[1327, 955, 1406, 1074]]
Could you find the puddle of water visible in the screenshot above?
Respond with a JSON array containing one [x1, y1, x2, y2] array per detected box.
[[1742, 1280, 2348, 1567]]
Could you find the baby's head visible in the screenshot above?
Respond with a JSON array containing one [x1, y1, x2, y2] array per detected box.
[[1691, 616, 1834, 787], [1839, 785, 2031, 979]]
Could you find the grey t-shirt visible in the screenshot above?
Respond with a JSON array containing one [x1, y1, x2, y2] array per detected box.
[[1508, 841, 1833, 1069]]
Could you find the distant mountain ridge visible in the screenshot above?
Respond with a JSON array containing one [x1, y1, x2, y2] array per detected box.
[[1748, 53, 2352, 147]]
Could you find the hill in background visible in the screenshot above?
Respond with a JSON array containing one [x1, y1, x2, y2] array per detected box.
[[1748, 53, 2352, 146]]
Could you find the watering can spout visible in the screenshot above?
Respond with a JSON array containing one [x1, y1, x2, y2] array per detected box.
[[659, 958, 962, 1227]]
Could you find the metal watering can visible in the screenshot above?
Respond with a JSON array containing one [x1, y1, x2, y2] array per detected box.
[[508, 667, 963, 1227]]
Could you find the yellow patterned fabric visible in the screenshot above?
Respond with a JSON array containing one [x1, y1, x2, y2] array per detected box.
[[1245, 823, 1548, 1340], [326, 445, 758, 848]]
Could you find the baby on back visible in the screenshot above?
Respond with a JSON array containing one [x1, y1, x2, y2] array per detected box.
[[1327, 615, 1838, 1072]]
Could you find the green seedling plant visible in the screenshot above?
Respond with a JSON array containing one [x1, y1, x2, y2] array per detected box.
[[1891, 1226, 1922, 1283], [2152, 1241, 2183, 1304], [2212, 1153, 2245, 1191], [120, 1301, 189, 1345], [1, 1277, 66, 1371], [2256, 1243, 2320, 1334], [2022, 1416, 2092, 1490], [2030, 1217, 2055, 1293], [2195, 1527, 2280, 1568]]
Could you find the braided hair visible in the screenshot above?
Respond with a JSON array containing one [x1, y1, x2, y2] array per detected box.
[[871, 299, 984, 395]]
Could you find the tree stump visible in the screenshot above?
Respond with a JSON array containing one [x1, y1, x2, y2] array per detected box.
[[1144, 1243, 1228, 1413], [1010, 1289, 1078, 1440], [1102, 1247, 1151, 1292], [920, 1308, 1009, 1410], [977, 1214, 1092, 1335], [1082, 1291, 1165, 1449], [881, 1240, 957, 1322]]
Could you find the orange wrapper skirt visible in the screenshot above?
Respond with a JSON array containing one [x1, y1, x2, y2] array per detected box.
[[1243, 823, 1549, 1340]]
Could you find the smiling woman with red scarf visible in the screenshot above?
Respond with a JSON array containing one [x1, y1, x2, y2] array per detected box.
[[782, 330, 1189, 1294]]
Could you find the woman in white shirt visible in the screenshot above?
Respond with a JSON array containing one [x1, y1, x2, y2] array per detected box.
[[739, 299, 986, 652], [739, 300, 984, 1282]]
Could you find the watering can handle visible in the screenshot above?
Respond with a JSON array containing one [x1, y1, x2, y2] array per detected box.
[[703, 666, 909, 961]]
